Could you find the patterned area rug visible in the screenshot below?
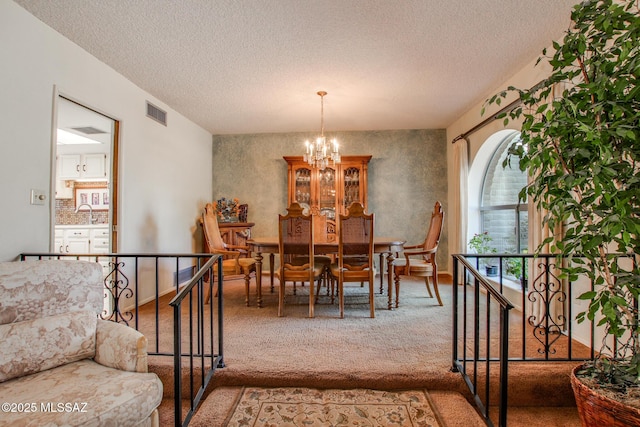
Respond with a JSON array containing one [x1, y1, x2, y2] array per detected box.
[[225, 387, 443, 426]]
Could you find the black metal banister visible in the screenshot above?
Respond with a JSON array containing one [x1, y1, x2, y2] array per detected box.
[[452, 253, 602, 426], [453, 255, 513, 426], [454, 254, 514, 309], [169, 255, 222, 427], [20, 252, 224, 426]]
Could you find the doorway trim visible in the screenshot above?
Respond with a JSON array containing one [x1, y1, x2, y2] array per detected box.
[[51, 86, 120, 252]]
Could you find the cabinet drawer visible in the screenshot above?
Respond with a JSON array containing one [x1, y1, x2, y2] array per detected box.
[[91, 238, 109, 248], [66, 229, 89, 238], [91, 228, 110, 238]]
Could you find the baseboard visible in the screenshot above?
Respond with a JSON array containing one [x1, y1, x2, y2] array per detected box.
[[120, 286, 178, 313], [174, 266, 196, 286]]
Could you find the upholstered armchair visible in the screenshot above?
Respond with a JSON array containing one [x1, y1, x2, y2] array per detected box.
[[391, 201, 445, 307], [0, 260, 163, 427]]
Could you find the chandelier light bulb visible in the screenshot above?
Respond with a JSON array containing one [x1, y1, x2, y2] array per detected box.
[[303, 91, 340, 169]]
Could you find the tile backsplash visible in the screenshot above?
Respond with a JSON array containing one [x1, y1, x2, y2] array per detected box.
[[55, 181, 109, 225]]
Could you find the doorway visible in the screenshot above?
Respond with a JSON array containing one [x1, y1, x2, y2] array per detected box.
[[53, 95, 119, 254]]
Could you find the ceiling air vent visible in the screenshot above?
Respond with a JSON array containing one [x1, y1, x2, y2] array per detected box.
[[146, 101, 167, 126], [71, 126, 106, 135]]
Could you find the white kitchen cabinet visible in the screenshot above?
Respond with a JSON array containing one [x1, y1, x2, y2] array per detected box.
[[54, 228, 64, 254], [56, 227, 89, 254], [55, 179, 74, 199], [55, 226, 109, 254], [57, 153, 108, 180], [90, 227, 110, 253]]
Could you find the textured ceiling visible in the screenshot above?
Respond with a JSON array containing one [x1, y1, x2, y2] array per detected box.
[[15, 0, 577, 135]]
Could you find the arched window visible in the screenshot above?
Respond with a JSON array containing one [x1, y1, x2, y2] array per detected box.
[[480, 131, 528, 254]]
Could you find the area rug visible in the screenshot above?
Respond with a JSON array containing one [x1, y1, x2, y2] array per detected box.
[[224, 387, 443, 426]]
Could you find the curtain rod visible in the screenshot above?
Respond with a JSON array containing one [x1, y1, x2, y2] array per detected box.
[[451, 80, 546, 144], [450, 98, 521, 144]]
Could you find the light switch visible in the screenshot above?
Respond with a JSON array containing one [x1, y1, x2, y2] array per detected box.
[[30, 189, 46, 205]]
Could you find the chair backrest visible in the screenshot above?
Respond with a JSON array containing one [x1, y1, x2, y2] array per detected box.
[[339, 202, 374, 268], [202, 202, 227, 251], [278, 203, 315, 280], [422, 201, 444, 253]]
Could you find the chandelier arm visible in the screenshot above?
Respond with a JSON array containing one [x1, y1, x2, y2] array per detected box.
[[303, 90, 339, 169]]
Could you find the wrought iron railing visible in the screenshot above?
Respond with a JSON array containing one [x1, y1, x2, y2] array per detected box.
[[452, 253, 597, 427], [19, 252, 223, 427], [169, 255, 224, 427]]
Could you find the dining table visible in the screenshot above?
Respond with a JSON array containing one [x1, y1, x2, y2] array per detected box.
[[247, 237, 405, 310]]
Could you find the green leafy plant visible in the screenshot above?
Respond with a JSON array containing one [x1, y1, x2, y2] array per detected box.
[[484, 0, 640, 399], [468, 232, 497, 255], [504, 256, 528, 285], [468, 232, 498, 275]]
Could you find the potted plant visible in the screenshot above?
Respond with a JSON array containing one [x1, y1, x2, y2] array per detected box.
[[468, 232, 498, 276], [484, 0, 639, 424], [505, 256, 528, 287]]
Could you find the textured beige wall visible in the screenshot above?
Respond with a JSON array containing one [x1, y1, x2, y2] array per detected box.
[[212, 129, 449, 271]]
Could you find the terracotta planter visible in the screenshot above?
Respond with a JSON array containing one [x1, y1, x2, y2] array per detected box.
[[571, 364, 640, 427]]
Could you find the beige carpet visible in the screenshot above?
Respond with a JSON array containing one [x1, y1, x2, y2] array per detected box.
[[146, 276, 466, 392], [144, 274, 582, 426], [223, 387, 443, 426]]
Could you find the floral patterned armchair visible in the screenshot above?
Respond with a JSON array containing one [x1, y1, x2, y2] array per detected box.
[[0, 260, 163, 426]]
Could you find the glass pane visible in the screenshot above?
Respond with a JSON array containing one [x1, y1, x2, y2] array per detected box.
[[318, 167, 336, 220], [480, 131, 529, 255], [343, 167, 360, 211], [519, 210, 528, 253], [482, 134, 526, 206], [481, 209, 517, 254], [294, 168, 311, 205]]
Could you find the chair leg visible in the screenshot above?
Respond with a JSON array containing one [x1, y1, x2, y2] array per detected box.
[[204, 275, 219, 304], [309, 280, 315, 318], [330, 275, 336, 304], [278, 279, 285, 317], [432, 273, 443, 306], [204, 277, 211, 304], [244, 270, 251, 307], [393, 267, 401, 309], [369, 280, 375, 318], [424, 277, 434, 298], [325, 269, 330, 296], [315, 277, 322, 304], [270, 253, 275, 294], [339, 277, 344, 319]]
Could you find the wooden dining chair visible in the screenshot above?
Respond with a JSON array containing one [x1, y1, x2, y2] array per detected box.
[[391, 201, 444, 307], [277, 202, 325, 317], [329, 202, 375, 318], [202, 202, 256, 305]]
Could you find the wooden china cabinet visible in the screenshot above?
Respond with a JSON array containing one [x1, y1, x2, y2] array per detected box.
[[284, 155, 371, 243]]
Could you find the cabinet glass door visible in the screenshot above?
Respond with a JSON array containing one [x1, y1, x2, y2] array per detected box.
[[342, 166, 361, 211], [318, 167, 336, 242], [294, 167, 312, 211], [318, 167, 336, 220]]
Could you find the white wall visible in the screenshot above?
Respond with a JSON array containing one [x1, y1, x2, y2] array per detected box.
[[0, 2, 212, 274]]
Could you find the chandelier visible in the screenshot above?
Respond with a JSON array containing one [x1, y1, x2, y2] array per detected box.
[[303, 91, 341, 169]]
